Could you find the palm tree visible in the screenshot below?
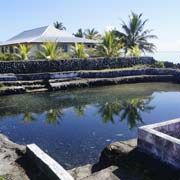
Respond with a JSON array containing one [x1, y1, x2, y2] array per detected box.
[[128, 45, 141, 57], [54, 21, 66, 31], [84, 28, 101, 40], [114, 12, 157, 54], [14, 44, 32, 60], [95, 31, 123, 57], [37, 42, 62, 60], [71, 43, 89, 58], [73, 28, 84, 38]]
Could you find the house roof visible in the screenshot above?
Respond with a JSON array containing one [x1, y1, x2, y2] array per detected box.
[[0, 25, 97, 46]]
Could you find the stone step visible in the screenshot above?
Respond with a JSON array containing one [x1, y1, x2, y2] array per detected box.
[[24, 84, 46, 90], [49, 75, 174, 91], [81, 166, 119, 180], [0, 86, 26, 95], [69, 164, 120, 180], [68, 164, 93, 180], [0, 80, 45, 86], [26, 88, 49, 93]]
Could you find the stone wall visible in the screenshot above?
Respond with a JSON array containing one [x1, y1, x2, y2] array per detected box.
[[0, 57, 155, 74]]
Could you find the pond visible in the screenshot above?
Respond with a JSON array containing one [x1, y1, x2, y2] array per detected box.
[[1, 82, 180, 169]]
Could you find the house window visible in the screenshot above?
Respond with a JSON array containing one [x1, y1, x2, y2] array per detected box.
[[10, 46, 14, 53], [62, 45, 68, 52]]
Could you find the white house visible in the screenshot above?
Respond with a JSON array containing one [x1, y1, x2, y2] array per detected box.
[[0, 25, 97, 55]]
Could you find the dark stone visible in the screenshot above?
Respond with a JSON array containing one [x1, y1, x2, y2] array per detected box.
[[0, 57, 155, 74]]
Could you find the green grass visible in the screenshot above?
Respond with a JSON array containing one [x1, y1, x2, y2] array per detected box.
[[64, 64, 152, 73]]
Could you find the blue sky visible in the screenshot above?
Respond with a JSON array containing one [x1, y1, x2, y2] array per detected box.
[[0, 0, 180, 51]]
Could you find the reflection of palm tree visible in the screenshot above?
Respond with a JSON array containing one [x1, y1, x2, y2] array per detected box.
[[120, 98, 154, 129], [20, 112, 37, 123], [45, 109, 64, 124], [98, 97, 154, 129], [98, 102, 122, 123], [74, 105, 86, 117]]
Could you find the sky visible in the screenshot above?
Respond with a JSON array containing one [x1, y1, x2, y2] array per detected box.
[[0, 0, 180, 51]]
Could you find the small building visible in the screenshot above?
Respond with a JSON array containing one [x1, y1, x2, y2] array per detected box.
[[0, 25, 97, 56]]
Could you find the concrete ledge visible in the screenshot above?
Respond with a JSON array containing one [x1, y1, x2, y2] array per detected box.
[[26, 144, 74, 180], [138, 118, 180, 169]]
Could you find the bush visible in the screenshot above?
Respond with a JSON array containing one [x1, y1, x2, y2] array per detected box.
[[0, 53, 18, 61], [153, 61, 165, 68], [0, 177, 6, 180]]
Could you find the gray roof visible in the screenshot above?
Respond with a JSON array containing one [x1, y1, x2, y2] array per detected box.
[[0, 25, 97, 46]]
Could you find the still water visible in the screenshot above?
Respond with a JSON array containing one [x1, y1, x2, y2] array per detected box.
[[149, 51, 180, 63], [1, 83, 180, 169]]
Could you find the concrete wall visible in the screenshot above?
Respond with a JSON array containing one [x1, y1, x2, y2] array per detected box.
[[26, 144, 74, 180], [0, 57, 155, 74], [138, 118, 180, 169]]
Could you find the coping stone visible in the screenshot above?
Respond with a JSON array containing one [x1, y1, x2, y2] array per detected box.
[[26, 144, 74, 180]]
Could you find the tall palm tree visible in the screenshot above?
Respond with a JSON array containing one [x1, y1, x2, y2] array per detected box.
[[114, 12, 157, 54], [95, 31, 123, 57], [14, 44, 32, 60], [37, 42, 62, 60], [84, 28, 101, 40], [71, 43, 89, 58], [73, 28, 84, 38], [54, 21, 66, 31], [128, 45, 141, 57]]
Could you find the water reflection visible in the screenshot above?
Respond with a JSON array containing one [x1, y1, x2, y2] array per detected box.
[[74, 105, 86, 117], [98, 97, 154, 129], [45, 109, 64, 124], [1, 83, 180, 169], [16, 96, 154, 129], [19, 112, 37, 123]]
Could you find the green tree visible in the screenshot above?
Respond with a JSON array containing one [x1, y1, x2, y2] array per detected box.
[[54, 21, 66, 31], [14, 44, 32, 60], [84, 28, 101, 40], [71, 43, 89, 58], [95, 31, 123, 57], [37, 42, 62, 60], [73, 28, 84, 37], [128, 45, 141, 57], [114, 12, 157, 54]]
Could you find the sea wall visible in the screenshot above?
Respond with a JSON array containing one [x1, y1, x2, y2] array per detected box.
[[0, 57, 155, 74]]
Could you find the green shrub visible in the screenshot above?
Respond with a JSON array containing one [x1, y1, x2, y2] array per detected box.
[[154, 61, 165, 68], [0, 53, 18, 61], [0, 177, 6, 180]]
